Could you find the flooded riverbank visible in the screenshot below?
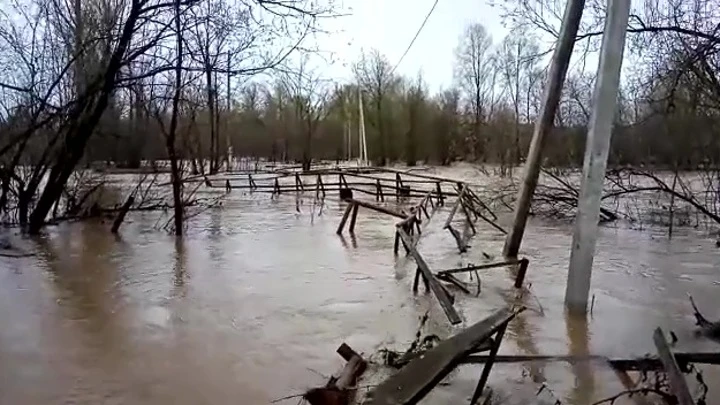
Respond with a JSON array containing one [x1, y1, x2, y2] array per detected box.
[[1, 167, 719, 405]]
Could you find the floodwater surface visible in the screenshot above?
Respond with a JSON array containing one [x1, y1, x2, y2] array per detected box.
[[1, 166, 719, 405]]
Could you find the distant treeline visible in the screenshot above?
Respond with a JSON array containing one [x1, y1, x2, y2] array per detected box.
[[76, 23, 720, 171]]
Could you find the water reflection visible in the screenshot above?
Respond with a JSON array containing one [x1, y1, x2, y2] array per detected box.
[[565, 311, 595, 404], [173, 238, 187, 291], [35, 223, 126, 352], [498, 286, 546, 384]]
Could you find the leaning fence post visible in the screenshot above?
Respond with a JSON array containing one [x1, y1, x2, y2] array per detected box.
[[471, 323, 510, 404], [337, 203, 353, 234], [349, 203, 360, 234], [413, 268, 421, 293], [514, 258, 530, 288]]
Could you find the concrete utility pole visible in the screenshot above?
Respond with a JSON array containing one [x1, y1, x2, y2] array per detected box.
[[358, 88, 368, 166], [565, 0, 630, 313], [344, 92, 351, 161], [502, 0, 587, 258]]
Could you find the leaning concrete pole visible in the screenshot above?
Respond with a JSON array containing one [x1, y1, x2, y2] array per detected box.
[[503, 0, 586, 258], [565, 0, 630, 313]]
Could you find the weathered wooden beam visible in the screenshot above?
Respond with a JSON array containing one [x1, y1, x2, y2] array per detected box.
[[437, 273, 471, 294], [465, 188, 496, 221], [461, 352, 720, 371], [349, 199, 406, 219], [305, 343, 368, 405], [349, 203, 360, 234], [443, 186, 466, 229], [396, 214, 416, 229], [397, 228, 461, 325], [447, 225, 467, 253], [460, 198, 477, 235], [364, 307, 520, 405], [461, 193, 506, 234], [337, 203, 353, 235], [437, 260, 524, 276], [653, 327, 694, 405], [382, 167, 484, 187]]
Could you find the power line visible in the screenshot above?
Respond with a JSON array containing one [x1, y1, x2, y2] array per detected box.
[[390, 0, 439, 75]]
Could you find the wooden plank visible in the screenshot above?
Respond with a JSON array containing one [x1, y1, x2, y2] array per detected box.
[[437, 259, 523, 276], [396, 228, 461, 325], [653, 327, 694, 405], [462, 351, 720, 370], [437, 273, 471, 294], [382, 167, 484, 188], [365, 307, 519, 405], [349, 199, 406, 219]]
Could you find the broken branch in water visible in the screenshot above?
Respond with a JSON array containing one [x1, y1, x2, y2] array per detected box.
[[590, 386, 675, 405], [688, 294, 720, 339]]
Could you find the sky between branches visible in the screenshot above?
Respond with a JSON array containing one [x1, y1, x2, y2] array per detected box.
[[318, 0, 510, 92]]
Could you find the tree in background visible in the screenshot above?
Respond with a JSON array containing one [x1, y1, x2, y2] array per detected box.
[[454, 23, 495, 161], [354, 50, 399, 165]]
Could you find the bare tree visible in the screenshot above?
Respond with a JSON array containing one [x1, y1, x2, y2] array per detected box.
[[433, 88, 461, 165], [280, 56, 330, 171], [497, 27, 540, 164], [454, 23, 494, 161], [354, 50, 398, 165]]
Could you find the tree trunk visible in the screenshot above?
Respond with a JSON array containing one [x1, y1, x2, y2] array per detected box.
[[167, 0, 184, 236], [206, 65, 217, 173], [28, 3, 141, 234]]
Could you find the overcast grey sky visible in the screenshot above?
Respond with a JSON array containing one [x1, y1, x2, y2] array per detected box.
[[318, 0, 510, 92]]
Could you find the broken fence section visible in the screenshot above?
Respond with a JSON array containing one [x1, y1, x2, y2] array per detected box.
[[365, 306, 524, 405]]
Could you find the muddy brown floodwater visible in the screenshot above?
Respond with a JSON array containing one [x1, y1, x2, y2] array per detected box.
[[1, 165, 719, 405]]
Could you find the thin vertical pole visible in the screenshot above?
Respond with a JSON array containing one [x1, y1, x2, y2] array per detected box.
[[503, 0, 586, 258], [226, 52, 232, 171], [344, 92, 351, 161], [358, 88, 368, 166], [358, 89, 363, 166], [565, 0, 630, 314]]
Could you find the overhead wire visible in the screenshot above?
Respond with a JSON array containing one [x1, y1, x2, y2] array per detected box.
[[389, 0, 440, 75]]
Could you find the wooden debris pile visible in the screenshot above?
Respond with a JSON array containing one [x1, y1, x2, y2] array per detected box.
[[303, 344, 367, 405]]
